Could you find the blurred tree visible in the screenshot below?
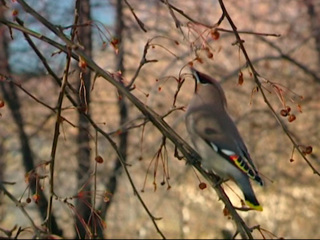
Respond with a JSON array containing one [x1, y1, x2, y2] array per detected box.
[[0, 4, 62, 236], [74, 0, 93, 238]]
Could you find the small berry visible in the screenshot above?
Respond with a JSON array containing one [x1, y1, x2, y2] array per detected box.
[[77, 191, 84, 199], [111, 37, 119, 46], [33, 194, 40, 204], [199, 182, 207, 190], [305, 146, 313, 155], [95, 155, 104, 164], [78, 56, 87, 69], [207, 51, 214, 59], [280, 109, 288, 117], [289, 158, 294, 162], [288, 114, 296, 122], [26, 197, 31, 203], [195, 57, 203, 64], [0, 100, 4, 108], [223, 206, 230, 217], [12, 9, 18, 17], [238, 71, 244, 85], [211, 29, 220, 40], [297, 104, 302, 113], [286, 106, 291, 113]]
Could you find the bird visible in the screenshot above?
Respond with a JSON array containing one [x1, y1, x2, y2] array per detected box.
[[185, 67, 263, 211]]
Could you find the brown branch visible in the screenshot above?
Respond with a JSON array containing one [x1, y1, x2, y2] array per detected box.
[[0, 19, 79, 60], [218, 0, 319, 174], [1, 75, 55, 111], [216, 27, 281, 37], [44, 30, 74, 234], [163, 0, 182, 33]]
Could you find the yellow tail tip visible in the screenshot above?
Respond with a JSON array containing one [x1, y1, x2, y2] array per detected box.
[[245, 201, 263, 211]]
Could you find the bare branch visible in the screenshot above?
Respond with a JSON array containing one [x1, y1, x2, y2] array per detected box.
[[0, 183, 41, 237], [127, 40, 158, 89], [124, 0, 147, 32]]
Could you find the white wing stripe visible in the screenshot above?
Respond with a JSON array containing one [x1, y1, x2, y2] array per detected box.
[[221, 148, 235, 156], [210, 142, 218, 152]]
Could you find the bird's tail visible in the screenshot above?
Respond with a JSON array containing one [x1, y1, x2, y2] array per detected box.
[[236, 176, 263, 211], [244, 191, 263, 211]]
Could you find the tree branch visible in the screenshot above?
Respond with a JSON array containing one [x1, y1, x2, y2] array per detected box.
[[218, 0, 319, 177]]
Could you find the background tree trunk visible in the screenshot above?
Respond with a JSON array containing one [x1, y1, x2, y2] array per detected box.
[[0, 5, 62, 237], [97, 0, 128, 237], [305, 0, 320, 68], [74, 0, 93, 238]]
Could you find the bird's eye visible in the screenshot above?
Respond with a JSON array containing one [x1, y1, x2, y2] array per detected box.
[[198, 76, 212, 84]]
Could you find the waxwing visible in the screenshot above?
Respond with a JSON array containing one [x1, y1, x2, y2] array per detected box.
[[185, 67, 263, 211]]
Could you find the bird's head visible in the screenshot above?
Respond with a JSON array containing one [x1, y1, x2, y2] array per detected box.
[[189, 67, 227, 108]]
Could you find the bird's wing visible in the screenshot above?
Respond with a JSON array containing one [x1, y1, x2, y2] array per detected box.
[[191, 112, 263, 186], [205, 138, 263, 186]]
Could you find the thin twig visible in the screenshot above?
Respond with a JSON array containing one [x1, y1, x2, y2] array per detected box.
[[124, 0, 147, 32], [164, 0, 183, 34], [0, 183, 41, 236], [127, 40, 158, 88], [0, 74, 55, 111], [158, 0, 280, 37], [45, 49, 72, 230], [216, 27, 281, 37], [44, 8, 79, 228], [158, 0, 219, 28], [0, 19, 79, 60]]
